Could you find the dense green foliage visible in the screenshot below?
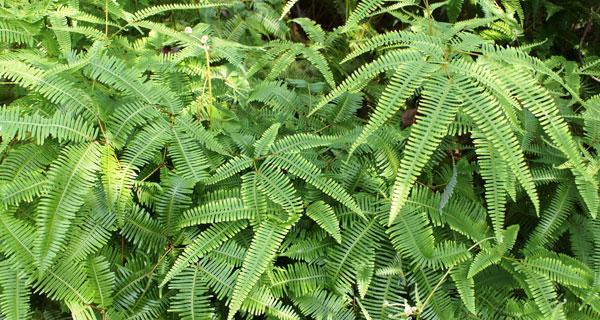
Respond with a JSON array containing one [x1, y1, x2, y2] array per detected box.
[[0, 0, 599, 319]]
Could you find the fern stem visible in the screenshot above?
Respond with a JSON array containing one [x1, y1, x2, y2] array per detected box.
[[104, 0, 109, 37], [424, 0, 432, 35], [131, 246, 173, 310], [345, 0, 350, 22], [204, 46, 214, 125]]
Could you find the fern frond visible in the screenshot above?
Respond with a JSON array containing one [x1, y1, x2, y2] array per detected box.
[[458, 77, 539, 215], [0, 61, 95, 117], [85, 53, 161, 104], [294, 290, 353, 320], [450, 261, 476, 314], [389, 75, 460, 224], [0, 262, 31, 319], [269, 133, 335, 154], [306, 200, 342, 243], [175, 114, 231, 156], [180, 198, 254, 227], [155, 174, 194, 236], [121, 204, 167, 253], [341, 31, 442, 63], [0, 143, 57, 181], [106, 101, 161, 148], [495, 66, 598, 216], [64, 207, 114, 263], [270, 263, 325, 297], [206, 155, 253, 185], [299, 46, 335, 87], [0, 20, 34, 45], [121, 119, 170, 169], [279, 0, 300, 20], [290, 18, 325, 44], [161, 221, 247, 287], [343, 0, 397, 31], [86, 256, 115, 307], [128, 3, 229, 22], [310, 49, 422, 115], [524, 256, 592, 288], [468, 226, 518, 278], [0, 170, 47, 206], [254, 123, 281, 157], [349, 61, 434, 156], [256, 162, 304, 215], [472, 131, 509, 241], [266, 153, 362, 216], [34, 261, 93, 304], [387, 207, 435, 267], [228, 219, 294, 320], [241, 172, 268, 216], [0, 108, 97, 144], [0, 208, 36, 269], [516, 267, 564, 318], [526, 184, 575, 249], [35, 142, 102, 274], [168, 266, 214, 320], [168, 124, 209, 183], [327, 217, 381, 294]]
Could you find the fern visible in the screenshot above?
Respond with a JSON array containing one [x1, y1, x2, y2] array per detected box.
[[389, 75, 460, 224], [162, 221, 247, 287], [0, 1, 597, 319], [228, 219, 295, 320], [35, 143, 102, 274], [306, 200, 342, 243], [168, 266, 214, 320], [0, 262, 31, 319], [0, 108, 98, 143], [86, 256, 115, 307]]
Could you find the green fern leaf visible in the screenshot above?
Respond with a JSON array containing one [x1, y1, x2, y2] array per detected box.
[[524, 257, 592, 288], [121, 204, 167, 253], [0, 61, 96, 117], [389, 75, 460, 225], [0, 171, 47, 206], [458, 78, 539, 214], [168, 266, 214, 320], [310, 49, 422, 116], [34, 260, 93, 304], [254, 123, 281, 157], [207, 155, 253, 185], [349, 61, 434, 156], [306, 201, 342, 243], [128, 2, 230, 22], [267, 153, 363, 216], [180, 198, 255, 227], [34, 142, 102, 274], [228, 219, 294, 320], [472, 130, 509, 241], [0, 20, 34, 45], [0, 108, 97, 144], [86, 256, 115, 307], [241, 172, 268, 216], [162, 221, 247, 287], [85, 53, 161, 104], [0, 262, 31, 320], [156, 174, 194, 236], [0, 208, 36, 269], [327, 217, 381, 294], [256, 162, 304, 215]]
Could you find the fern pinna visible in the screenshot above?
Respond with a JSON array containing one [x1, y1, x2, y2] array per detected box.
[[0, 0, 598, 319]]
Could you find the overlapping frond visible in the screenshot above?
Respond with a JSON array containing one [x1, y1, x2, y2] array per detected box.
[[35, 143, 102, 273]]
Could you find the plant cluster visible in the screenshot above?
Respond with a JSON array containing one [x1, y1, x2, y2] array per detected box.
[[0, 0, 598, 319]]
